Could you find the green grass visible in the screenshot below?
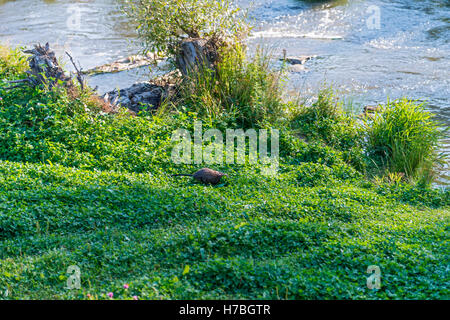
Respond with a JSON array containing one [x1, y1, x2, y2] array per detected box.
[[0, 160, 448, 299], [290, 87, 365, 170], [364, 98, 446, 184], [0, 45, 448, 300], [177, 44, 285, 128]]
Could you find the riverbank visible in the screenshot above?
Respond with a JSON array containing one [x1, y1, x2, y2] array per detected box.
[[0, 44, 449, 299], [1, 0, 448, 121]]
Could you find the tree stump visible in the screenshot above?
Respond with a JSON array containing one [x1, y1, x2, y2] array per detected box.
[[26, 43, 73, 88], [175, 38, 220, 76]]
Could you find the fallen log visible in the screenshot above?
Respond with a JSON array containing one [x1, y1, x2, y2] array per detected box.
[[82, 52, 161, 76], [281, 55, 316, 65], [102, 82, 164, 113], [101, 70, 180, 113]]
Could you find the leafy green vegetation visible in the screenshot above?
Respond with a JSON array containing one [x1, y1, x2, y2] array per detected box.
[[0, 160, 448, 299], [364, 98, 447, 184], [0, 45, 27, 78], [0, 42, 448, 300], [291, 87, 365, 170]]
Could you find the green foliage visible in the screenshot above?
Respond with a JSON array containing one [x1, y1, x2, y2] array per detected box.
[[0, 45, 448, 300], [292, 88, 362, 149], [178, 45, 285, 128], [0, 160, 448, 299], [294, 162, 359, 187], [0, 45, 28, 79], [0, 51, 186, 173], [374, 182, 449, 208], [364, 98, 446, 184], [122, 0, 249, 57], [291, 87, 365, 170]]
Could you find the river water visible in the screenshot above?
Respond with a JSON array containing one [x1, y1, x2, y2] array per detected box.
[[0, 0, 449, 182]]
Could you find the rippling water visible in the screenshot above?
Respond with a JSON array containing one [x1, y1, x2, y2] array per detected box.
[[0, 0, 449, 182], [245, 0, 449, 123]]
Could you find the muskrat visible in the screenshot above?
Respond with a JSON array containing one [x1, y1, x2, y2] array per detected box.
[[172, 168, 228, 185], [363, 105, 380, 114]]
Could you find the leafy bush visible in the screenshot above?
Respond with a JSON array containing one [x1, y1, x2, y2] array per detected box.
[[177, 44, 285, 128], [364, 98, 446, 184], [122, 0, 249, 57]]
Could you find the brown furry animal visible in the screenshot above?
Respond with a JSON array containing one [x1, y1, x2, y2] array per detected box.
[[363, 105, 380, 114], [172, 168, 228, 185]]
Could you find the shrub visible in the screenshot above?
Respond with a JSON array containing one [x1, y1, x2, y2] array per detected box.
[[121, 0, 249, 58], [176, 44, 285, 128], [364, 98, 446, 184]]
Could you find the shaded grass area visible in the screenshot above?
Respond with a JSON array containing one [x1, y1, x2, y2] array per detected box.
[[0, 160, 448, 299]]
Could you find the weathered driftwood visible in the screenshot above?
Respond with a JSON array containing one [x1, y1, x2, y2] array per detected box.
[[66, 51, 86, 91], [25, 43, 72, 88], [280, 53, 317, 73], [82, 52, 160, 76], [281, 55, 316, 65], [101, 71, 180, 113], [3, 43, 85, 91]]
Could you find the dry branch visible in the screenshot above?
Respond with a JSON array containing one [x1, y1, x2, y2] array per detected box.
[[66, 51, 85, 91]]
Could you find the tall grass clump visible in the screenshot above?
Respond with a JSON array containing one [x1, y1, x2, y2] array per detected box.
[[177, 44, 285, 128], [365, 98, 446, 184], [0, 44, 27, 79]]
